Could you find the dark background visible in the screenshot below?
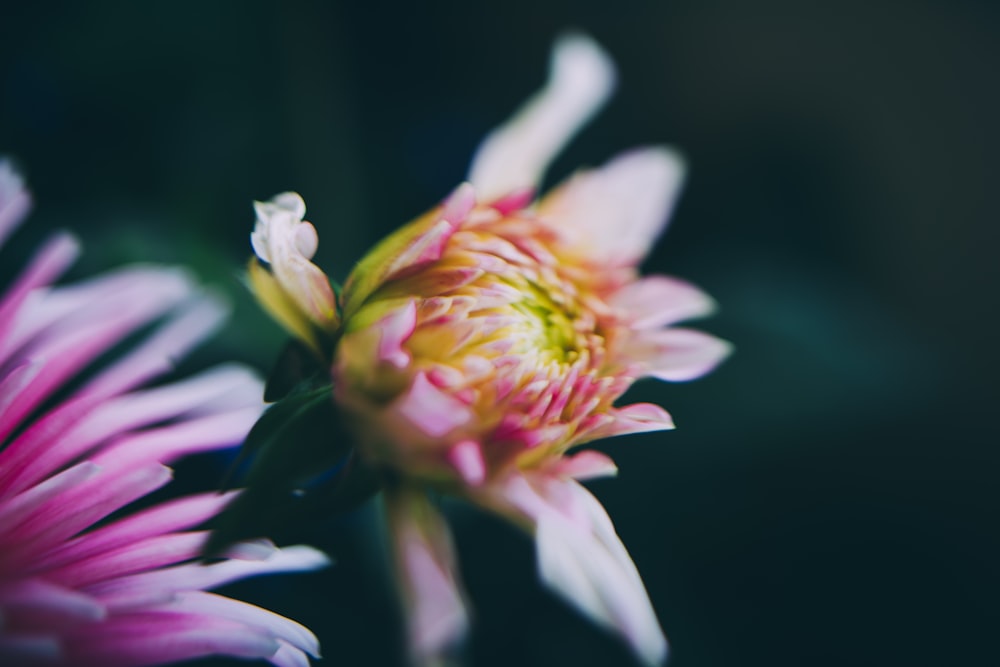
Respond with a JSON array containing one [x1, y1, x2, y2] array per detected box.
[[2, 1, 998, 666]]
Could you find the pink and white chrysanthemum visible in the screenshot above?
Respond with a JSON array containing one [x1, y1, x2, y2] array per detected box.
[[0, 161, 330, 667], [249, 34, 730, 666]]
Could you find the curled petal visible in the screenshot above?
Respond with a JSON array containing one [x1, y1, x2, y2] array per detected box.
[[385, 485, 468, 664], [250, 192, 338, 331], [468, 33, 616, 202], [541, 147, 686, 266]]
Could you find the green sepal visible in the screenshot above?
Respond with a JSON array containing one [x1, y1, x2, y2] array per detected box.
[[262, 338, 330, 402], [205, 381, 380, 557]]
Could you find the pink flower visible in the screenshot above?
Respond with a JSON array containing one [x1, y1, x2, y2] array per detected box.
[[249, 34, 730, 666], [0, 161, 330, 667]]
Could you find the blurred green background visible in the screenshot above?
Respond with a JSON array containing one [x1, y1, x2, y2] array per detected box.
[[2, 1, 998, 665]]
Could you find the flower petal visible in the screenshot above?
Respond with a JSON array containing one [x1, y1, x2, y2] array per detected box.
[[149, 591, 320, 658], [609, 275, 717, 329], [384, 485, 468, 663], [447, 440, 487, 486], [89, 545, 331, 611], [482, 473, 667, 666], [393, 372, 472, 439], [548, 450, 619, 481], [627, 327, 733, 382], [0, 579, 106, 629], [0, 159, 32, 249], [576, 403, 675, 445], [250, 192, 338, 330], [0, 232, 80, 366], [64, 613, 281, 667], [468, 33, 616, 201], [540, 147, 686, 266], [34, 493, 239, 573]]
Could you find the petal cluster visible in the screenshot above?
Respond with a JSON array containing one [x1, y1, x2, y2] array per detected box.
[[249, 34, 730, 666], [0, 162, 329, 667]]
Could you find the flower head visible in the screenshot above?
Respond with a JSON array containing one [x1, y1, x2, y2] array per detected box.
[[0, 161, 329, 667], [249, 34, 730, 666]]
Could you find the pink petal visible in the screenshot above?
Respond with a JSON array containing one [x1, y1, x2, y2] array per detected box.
[[447, 440, 486, 486], [89, 546, 330, 610], [376, 300, 417, 368], [0, 269, 194, 445], [0, 233, 80, 366], [489, 187, 535, 215], [79, 293, 232, 400], [48, 531, 210, 591], [149, 591, 320, 658], [440, 182, 476, 226], [0, 579, 106, 629], [581, 403, 676, 444], [468, 33, 616, 201], [385, 486, 468, 661], [33, 492, 239, 573], [609, 275, 717, 329], [2, 465, 173, 567], [1, 265, 190, 368], [381, 219, 460, 284], [1, 365, 261, 498], [393, 372, 472, 438], [548, 450, 619, 481], [89, 406, 263, 474], [626, 327, 733, 382], [541, 147, 686, 265], [0, 462, 101, 539], [64, 613, 280, 667]]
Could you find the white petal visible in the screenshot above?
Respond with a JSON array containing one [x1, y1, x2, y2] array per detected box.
[[542, 147, 686, 265], [484, 473, 668, 665], [468, 33, 616, 201], [251, 192, 336, 327]]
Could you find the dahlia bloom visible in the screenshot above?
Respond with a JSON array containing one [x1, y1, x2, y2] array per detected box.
[[249, 35, 729, 665], [0, 161, 329, 666]]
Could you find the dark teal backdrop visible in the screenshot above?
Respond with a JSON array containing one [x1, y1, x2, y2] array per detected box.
[[2, 1, 997, 666]]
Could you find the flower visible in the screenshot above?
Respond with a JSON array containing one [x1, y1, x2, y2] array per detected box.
[[249, 34, 730, 666], [0, 161, 330, 667]]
